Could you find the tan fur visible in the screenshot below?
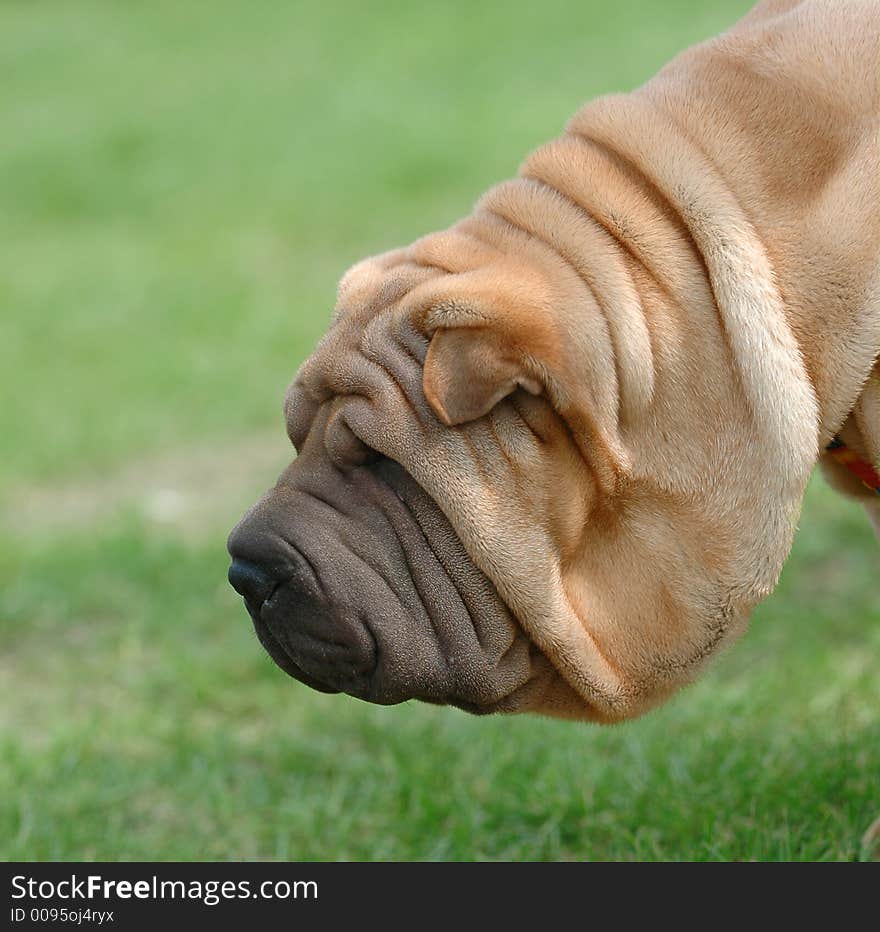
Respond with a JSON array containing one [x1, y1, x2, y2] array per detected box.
[[288, 0, 880, 722]]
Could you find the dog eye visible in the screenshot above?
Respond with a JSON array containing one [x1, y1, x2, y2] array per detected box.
[[323, 406, 374, 469]]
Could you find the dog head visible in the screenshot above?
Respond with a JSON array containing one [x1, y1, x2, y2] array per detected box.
[[228, 163, 818, 721]]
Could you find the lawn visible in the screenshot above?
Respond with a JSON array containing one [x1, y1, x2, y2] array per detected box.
[[1, 0, 877, 861]]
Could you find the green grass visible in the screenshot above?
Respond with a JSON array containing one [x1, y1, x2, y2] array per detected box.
[[2, 0, 878, 861]]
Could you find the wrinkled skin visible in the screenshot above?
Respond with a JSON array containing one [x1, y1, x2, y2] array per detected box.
[[229, 435, 568, 713], [228, 0, 880, 722], [228, 289, 586, 717]]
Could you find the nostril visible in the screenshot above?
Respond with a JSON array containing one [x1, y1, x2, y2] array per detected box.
[[228, 560, 276, 607]]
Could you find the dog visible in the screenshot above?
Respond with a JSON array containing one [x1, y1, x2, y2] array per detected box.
[[228, 0, 879, 723]]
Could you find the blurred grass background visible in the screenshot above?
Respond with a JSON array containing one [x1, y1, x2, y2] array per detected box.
[[1, 0, 877, 861]]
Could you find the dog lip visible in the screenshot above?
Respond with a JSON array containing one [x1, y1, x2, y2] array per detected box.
[[232, 574, 283, 628], [260, 577, 284, 611], [245, 599, 342, 695], [259, 572, 384, 699]]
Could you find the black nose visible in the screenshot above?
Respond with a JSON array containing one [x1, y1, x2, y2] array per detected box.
[[228, 559, 276, 607]]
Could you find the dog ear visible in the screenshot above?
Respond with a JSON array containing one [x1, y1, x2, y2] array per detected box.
[[423, 327, 541, 427], [410, 250, 564, 430], [407, 246, 629, 494]]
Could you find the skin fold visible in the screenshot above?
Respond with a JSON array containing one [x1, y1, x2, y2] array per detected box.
[[228, 0, 880, 722]]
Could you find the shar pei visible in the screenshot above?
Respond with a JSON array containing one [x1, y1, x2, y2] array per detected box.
[[228, 0, 880, 723]]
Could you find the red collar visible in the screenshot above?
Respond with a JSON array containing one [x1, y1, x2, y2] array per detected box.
[[826, 437, 880, 495]]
